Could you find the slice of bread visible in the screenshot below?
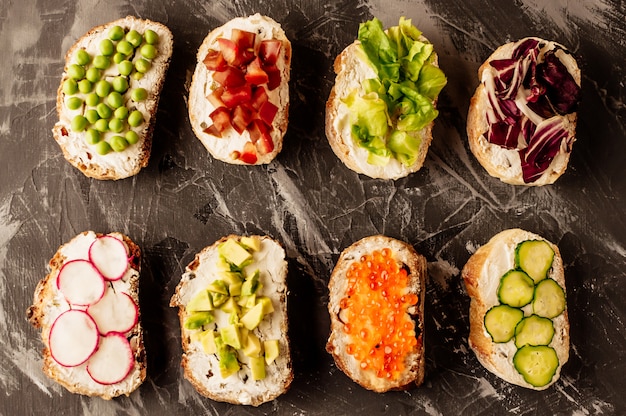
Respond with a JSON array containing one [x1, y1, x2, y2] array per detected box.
[[461, 228, 569, 390], [188, 14, 292, 165], [53, 16, 173, 180], [326, 235, 427, 392], [467, 37, 581, 186], [27, 231, 146, 399], [170, 235, 293, 406]]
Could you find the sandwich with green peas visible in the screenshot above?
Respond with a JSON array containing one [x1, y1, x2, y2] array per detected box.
[[325, 17, 447, 180], [53, 16, 173, 180]]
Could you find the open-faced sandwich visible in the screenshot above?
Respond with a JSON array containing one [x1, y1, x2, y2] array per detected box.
[[462, 228, 569, 389], [170, 235, 292, 406], [326, 235, 427, 392], [27, 231, 145, 399], [53, 16, 173, 180], [188, 14, 292, 165], [467, 37, 581, 185], [325, 17, 447, 179]]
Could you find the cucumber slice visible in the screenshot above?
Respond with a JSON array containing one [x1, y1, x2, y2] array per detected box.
[[513, 345, 559, 387], [484, 305, 524, 343], [497, 270, 535, 307], [514, 315, 555, 348], [532, 278, 566, 318], [515, 240, 554, 283]]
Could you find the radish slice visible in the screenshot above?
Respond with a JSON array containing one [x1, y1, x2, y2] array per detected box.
[[89, 235, 129, 281], [87, 290, 138, 335], [56, 260, 106, 306], [86, 333, 134, 385], [48, 310, 99, 367]]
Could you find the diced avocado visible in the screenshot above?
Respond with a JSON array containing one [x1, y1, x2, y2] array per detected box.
[[210, 291, 228, 308], [220, 297, 240, 315], [237, 294, 253, 307], [207, 279, 229, 295], [216, 256, 231, 271], [264, 339, 280, 365], [218, 346, 240, 378], [229, 281, 242, 297], [228, 311, 240, 325], [241, 270, 260, 296], [249, 355, 266, 380], [218, 238, 252, 268], [220, 324, 243, 349], [220, 271, 243, 286], [187, 289, 213, 312], [184, 311, 214, 330], [200, 330, 217, 354], [242, 332, 262, 357], [256, 296, 274, 315], [241, 302, 265, 330], [190, 330, 204, 343], [240, 236, 262, 252]]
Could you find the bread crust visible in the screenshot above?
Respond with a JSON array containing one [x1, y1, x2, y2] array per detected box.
[[53, 16, 173, 180], [461, 228, 569, 390], [188, 14, 291, 165], [325, 38, 438, 180], [326, 235, 426, 392], [466, 37, 581, 186], [170, 235, 293, 406], [27, 231, 146, 399]]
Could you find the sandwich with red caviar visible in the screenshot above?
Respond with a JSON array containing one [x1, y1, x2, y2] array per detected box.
[[326, 235, 426, 391], [188, 14, 292, 165], [467, 37, 581, 185]]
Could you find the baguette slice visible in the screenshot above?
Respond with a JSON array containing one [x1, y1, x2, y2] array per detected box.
[[27, 231, 145, 399], [461, 228, 569, 389], [170, 235, 293, 406], [467, 37, 581, 185], [325, 18, 444, 180], [188, 14, 291, 165], [53, 16, 173, 180], [326, 235, 426, 392]]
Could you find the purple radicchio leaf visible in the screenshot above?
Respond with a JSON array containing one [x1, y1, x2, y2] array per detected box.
[[519, 116, 569, 183], [536, 49, 581, 115], [512, 38, 540, 60]]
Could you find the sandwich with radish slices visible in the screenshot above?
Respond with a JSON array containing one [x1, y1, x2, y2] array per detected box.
[[27, 231, 145, 399], [188, 14, 292, 165]]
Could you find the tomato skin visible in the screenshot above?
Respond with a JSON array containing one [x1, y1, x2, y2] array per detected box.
[[238, 141, 258, 164], [259, 40, 282, 66]]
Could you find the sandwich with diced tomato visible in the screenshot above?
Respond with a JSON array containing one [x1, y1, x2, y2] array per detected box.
[[188, 14, 292, 165]]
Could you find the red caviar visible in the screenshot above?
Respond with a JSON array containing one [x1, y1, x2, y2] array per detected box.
[[340, 248, 419, 380]]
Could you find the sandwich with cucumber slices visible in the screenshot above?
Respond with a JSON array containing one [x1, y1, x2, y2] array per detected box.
[[461, 228, 569, 389]]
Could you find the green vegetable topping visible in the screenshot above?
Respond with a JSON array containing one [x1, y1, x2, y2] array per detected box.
[[128, 110, 144, 127], [140, 44, 157, 60], [95, 140, 112, 155], [113, 52, 126, 64], [99, 39, 114, 56], [84, 109, 99, 124], [85, 128, 101, 145], [131, 71, 144, 81], [92, 55, 110, 70], [116, 40, 134, 56], [107, 91, 124, 108], [109, 25, 125, 41], [131, 87, 148, 102], [112, 76, 129, 93], [126, 30, 143, 47], [76, 49, 91, 66], [77, 79, 92, 93], [118, 60, 133, 76], [71, 115, 88, 132], [85, 67, 102, 83], [66, 96, 83, 110], [95, 80, 111, 98], [67, 64, 85, 80], [108, 118, 125, 133], [96, 102, 112, 119], [85, 92, 99, 107], [110, 135, 129, 152], [94, 118, 108, 132], [135, 58, 151, 73], [144, 29, 159, 45], [63, 79, 78, 95], [114, 106, 129, 120], [125, 130, 139, 144]]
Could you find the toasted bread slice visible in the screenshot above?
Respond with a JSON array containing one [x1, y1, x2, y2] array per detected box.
[[170, 235, 293, 406], [462, 228, 569, 389], [326, 235, 426, 392], [53, 16, 173, 180], [27, 231, 145, 399], [188, 14, 292, 165], [467, 37, 581, 185]]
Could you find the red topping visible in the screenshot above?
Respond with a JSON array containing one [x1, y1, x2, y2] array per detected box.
[[259, 40, 282, 66]]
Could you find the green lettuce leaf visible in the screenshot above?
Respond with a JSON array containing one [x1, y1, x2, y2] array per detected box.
[[416, 64, 447, 100]]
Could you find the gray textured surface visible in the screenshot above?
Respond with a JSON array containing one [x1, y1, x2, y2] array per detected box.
[[1, 0, 625, 414]]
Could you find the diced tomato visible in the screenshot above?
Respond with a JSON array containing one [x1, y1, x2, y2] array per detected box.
[[207, 87, 225, 108], [209, 107, 232, 134], [231, 29, 256, 66], [250, 86, 269, 110], [258, 100, 278, 125], [264, 65, 281, 91], [232, 104, 254, 135], [245, 57, 269, 85], [203, 124, 222, 138], [203, 49, 227, 71], [217, 38, 240, 66], [238, 141, 258, 164], [248, 119, 274, 154], [220, 84, 252, 108], [259, 40, 282, 66], [212, 66, 246, 89]]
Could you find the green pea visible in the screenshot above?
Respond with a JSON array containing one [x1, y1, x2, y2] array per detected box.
[[131, 87, 148, 102], [118, 60, 133, 76], [109, 25, 125, 41], [107, 91, 124, 108], [126, 29, 142, 47], [95, 140, 112, 155], [63, 79, 78, 95], [116, 40, 133, 55], [113, 52, 126, 64], [110, 135, 129, 152], [95, 80, 111, 98], [109, 118, 125, 133], [96, 102, 112, 119], [114, 106, 129, 120], [85, 128, 101, 145], [78, 79, 92, 93], [85, 109, 100, 124], [100, 39, 114, 56], [140, 44, 157, 60], [68, 64, 85, 80], [85, 92, 100, 107], [66, 96, 83, 110], [75, 49, 91, 66], [94, 118, 109, 132], [112, 76, 129, 93], [131, 71, 144, 80], [128, 110, 144, 127], [85, 67, 102, 83], [93, 55, 110, 70], [71, 115, 88, 132], [135, 58, 151, 73], [125, 130, 139, 144], [144, 29, 159, 45]]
